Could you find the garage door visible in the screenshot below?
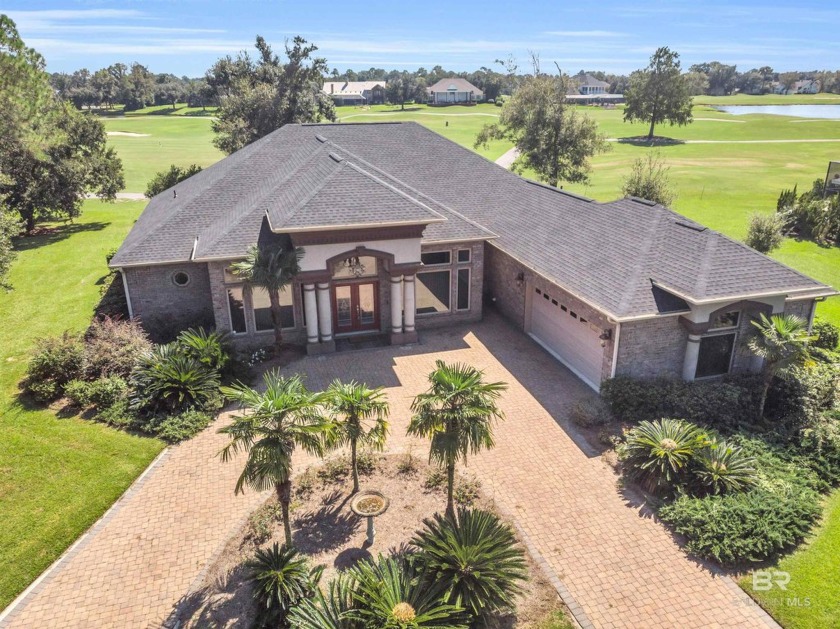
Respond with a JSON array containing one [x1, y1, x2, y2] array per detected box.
[[528, 287, 604, 390]]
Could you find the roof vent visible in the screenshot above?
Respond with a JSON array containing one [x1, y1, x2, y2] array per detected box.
[[627, 196, 656, 206], [329, 152, 345, 163], [315, 134, 327, 143], [675, 220, 706, 232]]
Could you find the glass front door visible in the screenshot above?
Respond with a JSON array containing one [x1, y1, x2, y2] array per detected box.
[[333, 282, 379, 333]]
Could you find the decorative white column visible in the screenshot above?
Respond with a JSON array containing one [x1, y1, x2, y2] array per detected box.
[[682, 334, 702, 381], [316, 282, 333, 342], [403, 274, 416, 333], [390, 275, 403, 334], [303, 283, 319, 344]]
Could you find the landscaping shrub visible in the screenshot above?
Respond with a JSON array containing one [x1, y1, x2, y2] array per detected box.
[[143, 409, 213, 442], [692, 439, 758, 495], [129, 344, 221, 414], [812, 319, 840, 350], [84, 316, 152, 378], [658, 487, 821, 566], [64, 376, 128, 409], [744, 213, 784, 254], [777, 178, 840, 245], [453, 474, 482, 507], [248, 502, 284, 544], [95, 399, 136, 429], [23, 332, 85, 402], [246, 543, 322, 628], [618, 418, 708, 495], [766, 361, 839, 424], [569, 397, 612, 427], [411, 508, 527, 621], [176, 327, 232, 374], [799, 411, 840, 486]]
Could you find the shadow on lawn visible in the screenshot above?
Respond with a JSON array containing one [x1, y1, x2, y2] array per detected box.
[[13, 221, 110, 252], [617, 136, 686, 147]]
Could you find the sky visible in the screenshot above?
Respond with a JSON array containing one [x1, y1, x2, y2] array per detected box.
[[2, 0, 839, 77]]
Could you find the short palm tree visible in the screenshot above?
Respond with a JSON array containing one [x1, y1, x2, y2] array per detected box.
[[230, 243, 304, 355], [219, 371, 330, 546], [411, 508, 528, 621], [325, 380, 390, 493], [349, 555, 467, 629], [247, 543, 323, 628], [747, 313, 813, 418], [407, 361, 506, 519], [288, 572, 360, 629], [693, 439, 757, 495]]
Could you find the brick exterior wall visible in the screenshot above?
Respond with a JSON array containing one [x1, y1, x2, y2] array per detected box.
[[415, 241, 484, 330], [785, 299, 816, 326], [615, 317, 687, 379], [124, 263, 215, 342]]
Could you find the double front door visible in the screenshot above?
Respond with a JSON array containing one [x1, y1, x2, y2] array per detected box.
[[333, 282, 379, 333]]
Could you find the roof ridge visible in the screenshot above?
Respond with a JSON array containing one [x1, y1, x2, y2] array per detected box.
[[318, 134, 498, 239]]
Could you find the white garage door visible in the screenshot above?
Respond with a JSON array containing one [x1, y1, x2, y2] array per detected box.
[[529, 287, 605, 390]]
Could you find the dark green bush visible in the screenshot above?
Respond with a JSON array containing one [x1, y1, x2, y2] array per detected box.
[[129, 344, 221, 414], [745, 212, 784, 254], [95, 400, 137, 429], [84, 316, 152, 378], [658, 487, 821, 566], [66, 376, 129, 409], [143, 409, 212, 442], [799, 411, 840, 486], [601, 375, 761, 428], [766, 362, 839, 424], [813, 320, 840, 350], [176, 327, 232, 374], [23, 332, 85, 402], [809, 347, 840, 365]]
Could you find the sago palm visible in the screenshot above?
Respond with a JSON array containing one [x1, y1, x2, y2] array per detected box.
[[219, 371, 330, 546], [747, 313, 813, 418], [230, 242, 303, 355], [288, 572, 360, 629], [411, 508, 527, 621], [619, 418, 708, 495], [693, 439, 757, 495], [349, 555, 467, 629], [325, 380, 390, 493], [407, 361, 506, 519], [247, 542, 323, 628]]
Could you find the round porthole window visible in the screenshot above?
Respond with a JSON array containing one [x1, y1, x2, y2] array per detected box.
[[172, 271, 190, 287]]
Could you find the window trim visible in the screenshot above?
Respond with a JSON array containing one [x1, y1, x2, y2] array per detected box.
[[456, 268, 471, 311], [710, 309, 741, 331], [420, 250, 452, 266], [694, 332, 737, 380], [226, 285, 248, 335], [457, 248, 471, 263], [171, 271, 191, 287], [416, 268, 452, 316]]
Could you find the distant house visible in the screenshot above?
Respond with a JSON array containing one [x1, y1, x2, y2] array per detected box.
[[794, 79, 820, 94], [322, 81, 386, 105], [566, 73, 624, 105], [427, 78, 483, 105]]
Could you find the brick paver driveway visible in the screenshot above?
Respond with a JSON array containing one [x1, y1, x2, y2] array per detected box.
[[2, 313, 775, 629]]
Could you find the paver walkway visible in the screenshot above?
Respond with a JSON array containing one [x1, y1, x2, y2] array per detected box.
[[2, 314, 775, 628]]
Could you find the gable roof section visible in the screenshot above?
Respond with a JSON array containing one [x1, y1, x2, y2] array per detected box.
[[427, 77, 483, 95], [111, 122, 835, 319], [322, 81, 386, 97]]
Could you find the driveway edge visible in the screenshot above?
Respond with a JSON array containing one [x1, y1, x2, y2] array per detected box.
[[0, 447, 171, 627]]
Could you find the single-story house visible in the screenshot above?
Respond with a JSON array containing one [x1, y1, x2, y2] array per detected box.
[[567, 72, 624, 105], [110, 122, 836, 390], [427, 78, 483, 104], [322, 81, 386, 105]]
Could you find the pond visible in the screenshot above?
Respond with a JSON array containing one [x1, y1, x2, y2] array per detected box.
[[714, 104, 840, 119]]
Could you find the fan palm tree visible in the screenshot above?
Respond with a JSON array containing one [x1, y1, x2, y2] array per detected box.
[[407, 361, 506, 519], [219, 371, 330, 546], [325, 380, 390, 493], [411, 508, 528, 622], [230, 243, 304, 355], [747, 313, 813, 418], [247, 542, 323, 627]]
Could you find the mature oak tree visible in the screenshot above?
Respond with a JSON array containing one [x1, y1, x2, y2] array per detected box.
[[475, 74, 609, 187], [624, 47, 693, 141], [207, 36, 336, 154], [385, 71, 426, 109]]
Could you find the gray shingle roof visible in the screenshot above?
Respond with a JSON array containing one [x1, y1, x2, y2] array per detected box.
[[427, 78, 483, 96], [111, 121, 835, 319]]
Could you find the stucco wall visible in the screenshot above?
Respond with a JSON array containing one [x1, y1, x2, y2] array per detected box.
[[123, 263, 215, 342]]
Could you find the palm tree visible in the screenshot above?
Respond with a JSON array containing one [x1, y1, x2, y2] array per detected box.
[[325, 380, 390, 493], [407, 361, 506, 519], [230, 243, 304, 355], [247, 542, 323, 627], [219, 371, 330, 546], [747, 313, 813, 418]]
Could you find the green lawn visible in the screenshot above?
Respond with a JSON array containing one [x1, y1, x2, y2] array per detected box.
[[0, 200, 164, 609], [740, 490, 840, 628], [103, 116, 224, 192]]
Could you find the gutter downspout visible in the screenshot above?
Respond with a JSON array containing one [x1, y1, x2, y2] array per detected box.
[[119, 268, 134, 318], [610, 321, 621, 378]]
